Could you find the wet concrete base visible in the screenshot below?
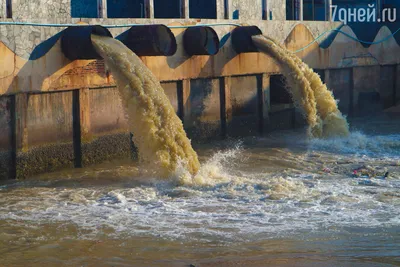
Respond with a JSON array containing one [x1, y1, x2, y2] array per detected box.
[[16, 143, 75, 179], [81, 133, 136, 166], [0, 133, 136, 180]]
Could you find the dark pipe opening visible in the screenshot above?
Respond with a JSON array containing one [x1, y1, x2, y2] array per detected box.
[[118, 24, 177, 56], [183, 26, 220, 56], [231, 26, 263, 54], [61, 25, 113, 61]]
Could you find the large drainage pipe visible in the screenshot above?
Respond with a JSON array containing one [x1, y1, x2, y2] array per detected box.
[[61, 25, 113, 60], [231, 26, 262, 53], [118, 24, 177, 56], [183, 26, 220, 56]]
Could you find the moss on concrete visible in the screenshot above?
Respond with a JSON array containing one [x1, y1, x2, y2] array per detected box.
[[81, 132, 136, 166], [16, 143, 75, 179]]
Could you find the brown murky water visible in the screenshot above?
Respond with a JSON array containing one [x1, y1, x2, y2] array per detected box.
[[1, 116, 400, 267]]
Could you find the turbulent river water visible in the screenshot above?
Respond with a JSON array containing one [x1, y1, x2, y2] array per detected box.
[[0, 115, 399, 266]]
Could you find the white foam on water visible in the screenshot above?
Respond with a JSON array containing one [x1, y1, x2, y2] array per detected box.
[[310, 131, 400, 157], [0, 137, 399, 243]]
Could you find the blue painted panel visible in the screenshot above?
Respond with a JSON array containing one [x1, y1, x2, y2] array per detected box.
[[107, 0, 145, 18], [71, 0, 99, 18], [154, 0, 181, 18], [189, 0, 216, 19]]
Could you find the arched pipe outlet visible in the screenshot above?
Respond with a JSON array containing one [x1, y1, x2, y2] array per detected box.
[[117, 24, 177, 56], [183, 26, 220, 56], [61, 25, 113, 61], [231, 26, 263, 53]]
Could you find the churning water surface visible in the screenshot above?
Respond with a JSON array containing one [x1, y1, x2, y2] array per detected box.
[[0, 116, 399, 267]]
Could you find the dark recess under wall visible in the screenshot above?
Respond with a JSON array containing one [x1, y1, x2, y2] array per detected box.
[[270, 75, 293, 105]]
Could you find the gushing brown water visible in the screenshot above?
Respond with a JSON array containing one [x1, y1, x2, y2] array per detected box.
[[91, 35, 200, 177], [252, 35, 350, 138]]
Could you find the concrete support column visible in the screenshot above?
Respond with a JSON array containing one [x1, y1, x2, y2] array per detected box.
[[216, 0, 224, 19], [14, 94, 28, 152], [147, 0, 154, 18], [325, 0, 332, 21], [220, 76, 232, 137], [101, 0, 107, 18], [226, 0, 233, 19], [79, 88, 91, 141], [261, 74, 270, 130], [299, 0, 304, 21], [182, 79, 191, 126], [183, 0, 189, 18]]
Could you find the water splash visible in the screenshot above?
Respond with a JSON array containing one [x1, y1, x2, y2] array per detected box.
[[252, 35, 349, 138], [91, 35, 200, 177]]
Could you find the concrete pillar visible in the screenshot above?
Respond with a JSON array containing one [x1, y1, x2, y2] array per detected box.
[[183, 0, 189, 18], [182, 79, 191, 126], [147, 0, 154, 18], [325, 0, 332, 21], [14, 94, 28, 152], [262, 73, 270, 129], [299, 0, 304, 21], [101, 0, 107, 18], [216, 0, 224, 19], [226, 0, 233, 19], [221, 76, 232, 137], [79, 88, 91, 141]]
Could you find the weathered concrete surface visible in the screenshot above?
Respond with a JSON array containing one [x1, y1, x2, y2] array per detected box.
[[81, 87, 131, 166], [227, 75, 260, 137], [268, 0, 286, 21], [161, 82, 179, 114], [8, 0, 70, 20], [325, 68, 353, 116], [89, 87, 128, 135], [27, 92, 73, 147], [184, 78, 221, 140], [7, 20, 400, 97], [232, 0, 262, 20], [12, 91, 74, 179]]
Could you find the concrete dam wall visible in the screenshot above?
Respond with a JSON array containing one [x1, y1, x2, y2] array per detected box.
[[1, 18, 400, 179]]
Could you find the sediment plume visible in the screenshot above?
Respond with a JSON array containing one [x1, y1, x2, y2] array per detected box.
[[252, 35, 350, 138], [91, 35, 200, 177]]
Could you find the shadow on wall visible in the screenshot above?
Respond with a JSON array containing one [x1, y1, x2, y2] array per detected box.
[[167, 30, 235, 72], [198, 32, 237, 77]]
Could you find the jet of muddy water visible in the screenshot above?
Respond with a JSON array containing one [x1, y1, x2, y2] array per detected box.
[[252, 35, 350, 138], [91, 35, 200, 177]]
